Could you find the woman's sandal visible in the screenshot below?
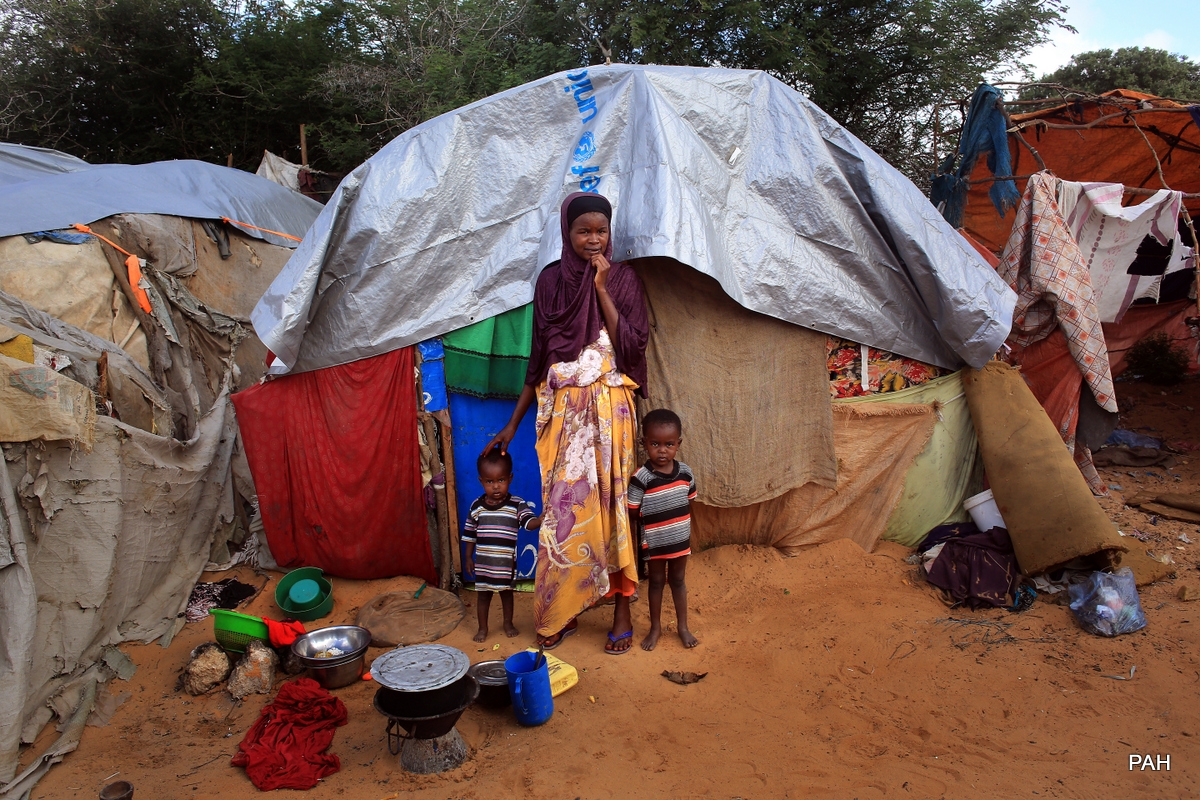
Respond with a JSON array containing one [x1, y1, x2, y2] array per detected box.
[[604, 630, 633, 655], [540, 622, 578, 651]]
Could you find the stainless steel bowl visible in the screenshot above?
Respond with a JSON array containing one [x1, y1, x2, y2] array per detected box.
[[291, 625, 371, 689]]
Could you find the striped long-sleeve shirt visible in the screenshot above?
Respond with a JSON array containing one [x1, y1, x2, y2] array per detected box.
[[463, 495, 537, 591], [627, 461, 696, 560]]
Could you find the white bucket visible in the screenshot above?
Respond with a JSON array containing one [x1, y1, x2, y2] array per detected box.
[[963, 489, 1006, 531]]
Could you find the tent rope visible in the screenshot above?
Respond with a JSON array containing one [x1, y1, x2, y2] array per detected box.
[[71, 224, 153, 314], [221, 216, 302, 243]]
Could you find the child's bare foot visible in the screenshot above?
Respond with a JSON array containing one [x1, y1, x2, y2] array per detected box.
[[473, 627, 488, 643], [504, 622, 520, 638], [678, 628, 698, 648], [640, 627, 662, 651]]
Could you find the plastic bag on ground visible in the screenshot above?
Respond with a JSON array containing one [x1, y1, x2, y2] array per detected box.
[[1068, 568, 1147, 636]]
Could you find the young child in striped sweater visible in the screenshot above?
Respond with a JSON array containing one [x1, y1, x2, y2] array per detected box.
[[463, 449, 541, 642], [628, 408, 699, 651]]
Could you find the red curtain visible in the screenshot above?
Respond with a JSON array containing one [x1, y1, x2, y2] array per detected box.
[[232, 348, 436, 582]]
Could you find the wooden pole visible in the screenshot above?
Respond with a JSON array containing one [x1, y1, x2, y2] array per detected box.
[[226, 153, 233, 168], [299, 124, 308, 167], [433, 408, 462, 585], [421, 414, 453, 590]]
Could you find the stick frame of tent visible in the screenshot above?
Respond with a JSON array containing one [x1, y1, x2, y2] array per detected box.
[[937, 103, 1199, 144], [965, 173, 1200, 200], [1008, 107, 1200, 132]]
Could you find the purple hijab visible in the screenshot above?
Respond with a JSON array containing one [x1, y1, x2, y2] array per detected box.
[[525, 193, 649, 396]]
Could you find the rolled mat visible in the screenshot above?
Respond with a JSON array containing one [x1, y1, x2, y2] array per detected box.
[[962, 361, 1125, 574]]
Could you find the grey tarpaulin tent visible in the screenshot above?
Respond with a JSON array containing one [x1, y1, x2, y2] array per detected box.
[[252, 64, 1015, 375], [0, 151, 317, 790], [0, 154, 322, 248], [0, 144, 90, 187]]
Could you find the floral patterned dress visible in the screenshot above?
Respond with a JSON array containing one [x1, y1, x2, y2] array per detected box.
[[532, 329, 639, 638]]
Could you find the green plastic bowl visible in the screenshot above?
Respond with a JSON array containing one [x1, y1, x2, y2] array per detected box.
[[289, 579, 320, 606], [284, 577, 331, 614], [210, 609, 269, 654], [275, 567, 333, 621]]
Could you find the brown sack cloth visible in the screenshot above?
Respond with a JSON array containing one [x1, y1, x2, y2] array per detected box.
[[355, 588, 465, 647], [962, 361, 1125, 574], [0, 353, 97, 448], [634, 257, 836, 507], [692, 402, 937, 553]]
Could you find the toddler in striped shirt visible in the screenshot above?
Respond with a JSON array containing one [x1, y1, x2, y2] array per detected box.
[[628, 408, 699, 651], [464, 449, 541, 642]]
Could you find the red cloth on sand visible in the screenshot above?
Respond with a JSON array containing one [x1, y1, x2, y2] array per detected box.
[[231, 678, 348, 790], [264, 618, 307, 647]]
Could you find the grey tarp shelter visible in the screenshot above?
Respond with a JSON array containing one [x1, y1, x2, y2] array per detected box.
[[0, 153, 322, 248], [0, 144, 90, 187], [253, 64, 1015, 375], [0, 148, 320, 792]]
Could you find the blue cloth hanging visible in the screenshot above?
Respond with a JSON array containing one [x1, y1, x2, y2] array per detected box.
[[930, 84, 1020, 228]]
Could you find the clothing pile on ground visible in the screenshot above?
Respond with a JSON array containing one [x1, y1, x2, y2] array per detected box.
[[916, 522, 1019, 609], [231, 678, 348, 791], [185, 578, 261, 622]]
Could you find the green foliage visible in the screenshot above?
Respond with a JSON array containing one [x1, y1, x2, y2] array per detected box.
[[314, 0, 578, 153], [1126, 332, 1190, 385], [0, 0, 1069, 180], [0, 0, 225, 163], [1025, 47, 1200, 101], [542, 0, 1069, 180]]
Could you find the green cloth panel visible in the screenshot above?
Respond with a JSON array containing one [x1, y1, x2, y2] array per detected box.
[[836, 370, 981, 547], [442, 304, 533, 399]]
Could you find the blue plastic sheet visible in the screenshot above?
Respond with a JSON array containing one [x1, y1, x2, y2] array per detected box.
[[419, 359, 447, 412], [448, 393, 541, 581], [1104, 429, 1163, 449], [417, 339, 445, 361]]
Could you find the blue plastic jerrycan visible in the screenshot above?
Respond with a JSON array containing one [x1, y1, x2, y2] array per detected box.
[[504, 650, 554, 726]]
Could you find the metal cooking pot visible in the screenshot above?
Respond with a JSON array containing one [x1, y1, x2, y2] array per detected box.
[[468, 660, 511, 709], [373, 675, 480, 744], [291, 625, 371, 689]]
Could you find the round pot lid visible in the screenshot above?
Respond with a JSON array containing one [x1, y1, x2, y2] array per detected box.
[[370, 644, 469, 692], [468, 660, 508, 686]]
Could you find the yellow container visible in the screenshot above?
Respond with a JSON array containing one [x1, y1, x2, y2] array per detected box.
[[525, 649, 579, 697]]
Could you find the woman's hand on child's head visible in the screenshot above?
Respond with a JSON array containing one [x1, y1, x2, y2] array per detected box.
[[482, 423, 516, 456], [591, 253, 611, 292]]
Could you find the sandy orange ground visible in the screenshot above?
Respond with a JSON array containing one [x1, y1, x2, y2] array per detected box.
[[22, 378, 1200, 799]]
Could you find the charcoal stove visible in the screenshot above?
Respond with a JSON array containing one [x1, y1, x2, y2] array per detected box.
[[369, 644, 477, 774]]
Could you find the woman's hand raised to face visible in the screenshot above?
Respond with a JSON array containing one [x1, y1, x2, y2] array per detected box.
[[591, 253, 612, 294]]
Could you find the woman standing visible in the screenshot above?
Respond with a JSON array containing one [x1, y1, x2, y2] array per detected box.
[[485, 192, 648, 654]]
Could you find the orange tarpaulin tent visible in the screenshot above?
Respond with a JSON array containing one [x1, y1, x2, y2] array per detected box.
[[961, 90, 1200, 253]]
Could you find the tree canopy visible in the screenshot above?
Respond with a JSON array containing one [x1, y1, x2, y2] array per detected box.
[[1026, 47, 1200, 101], [0, 0, 1068, 180]]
